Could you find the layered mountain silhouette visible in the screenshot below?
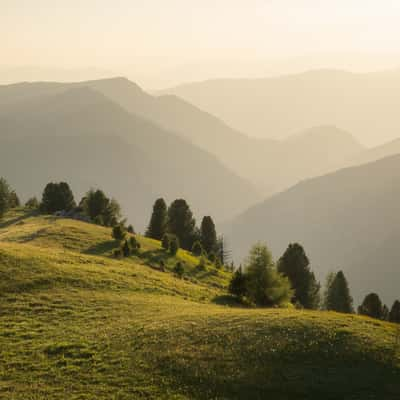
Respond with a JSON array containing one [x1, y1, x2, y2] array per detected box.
[[0, 83, 259, 230], [162, 69, 400, 146], [224, 154, 400, 305]]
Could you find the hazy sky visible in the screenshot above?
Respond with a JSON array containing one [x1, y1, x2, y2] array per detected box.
[[3, 0, 400, 87]]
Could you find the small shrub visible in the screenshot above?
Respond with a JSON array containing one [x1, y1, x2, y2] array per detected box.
[[113, 248, 122, 258], [127, 225, 135, 234], [112, 225, 126, 242], [129, 236, 140, 254], [174, 262, 184, 278], [169, 235, 180, 256], [122, 240, 131, 257], [192, 241, 203, 256], [196, 256, 207, 271]]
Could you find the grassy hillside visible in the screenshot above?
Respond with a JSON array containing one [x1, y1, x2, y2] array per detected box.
[[1, 210, 399, 399]]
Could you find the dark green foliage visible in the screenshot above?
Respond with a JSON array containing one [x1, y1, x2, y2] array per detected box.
[[112, 225, 126, 242], [25, 197, 39, 209], [229, 267, 247, 298], [129, 236, 140, 254], [192, 241, 203, 257], [277, 243, 320, 309], [127, 225, 135, 234], [215, 257, 222, 269], [122, 240, 131, 257], [81, 189, 121, 227], [382, 304, 389, 321], [146, 198, 167, 240], [217, 236, 230, 265], [40, 182, 76, 213], [167, 199, 196, 250], [196, 256, 207, 271], [169, 235, 179, 256], [326, 271, 353, 314], [358, 293, 385, 319], [173, 262, 184, 278], [245, 244, 292, 307], [389, 300, 400, 323], [200, 216, 217, 255], [208, 251, 217, 263], [161, 234, 170, 250], [112, 248, 122, 258], [0, 178, 11, 218], [8, 191, 20, 208]]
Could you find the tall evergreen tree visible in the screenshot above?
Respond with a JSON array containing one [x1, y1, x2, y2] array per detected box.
[[389, 300, 400, 323], [277, 243, 320, 309], [0, 178, 11, 218], [358, 293, 384, 319], [245, 243, 292, 307], [326, 271, 353, 313], [200, 216, 217, 255], [40, 182, 75, 213], [8, 191, 20, 208], [217, 236, 231, 265], [228, 267, 247, 298], [146, 198, 167, 240], [167, 199, 196, 250]]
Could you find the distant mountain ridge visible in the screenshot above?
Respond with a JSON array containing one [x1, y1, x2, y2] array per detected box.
[[162, 68, 400, 146], [0, 83, 259, 230]]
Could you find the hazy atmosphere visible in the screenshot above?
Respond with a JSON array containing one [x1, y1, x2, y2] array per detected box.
[[3, 0, 400, 88], [1, 2, 400, 399]]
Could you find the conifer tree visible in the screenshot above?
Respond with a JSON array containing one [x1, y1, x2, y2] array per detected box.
[[200, 216, 217, 255], [358, 293, 384, 319], [0, 178, 11, 218], [8, 191, 20, 208], [161, 234, 170, 250], [192, 241, 203, 256], [245, 244, 292, 307], [389, 300, 400, 323], [277, 243, 320, 309], [167, 199, 196, 250], [174, 262, 184, 278], [40, 182, 75, 213], [229, 267, 247, 298], [326, 271, 353, 313], [146, 198, 167, 240]]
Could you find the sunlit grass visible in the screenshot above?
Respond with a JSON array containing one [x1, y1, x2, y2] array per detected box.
[[0, 209, 399, 399]]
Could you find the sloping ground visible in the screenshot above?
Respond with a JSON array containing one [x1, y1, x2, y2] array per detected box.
[[0, 210, 399, 399]]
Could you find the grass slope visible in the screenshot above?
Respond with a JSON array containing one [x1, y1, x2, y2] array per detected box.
[[0, 210, 399, 399]]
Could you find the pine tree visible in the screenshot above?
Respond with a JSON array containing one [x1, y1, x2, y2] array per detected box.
[[245, 244, 292, 307], [161, 234, 170, 250], [326, 271, 353, 313], [229, 267, 247, 298], [8, 191, 20, 208], [277, 243, 320, 309], [167, 199, 196, 250], [192, 241, 203, 256], [200, 216, 217, 255], [389, 300, 400, 323], [358, 293, 384, 319], [112, 225, 126, 242], [217, 236, 231, 265], [129, 236, 140, 254], [0, 178, 11, 218], [25, 197, 39, 209], [146, 198, 167, 240], [40, 182, 75, 213]]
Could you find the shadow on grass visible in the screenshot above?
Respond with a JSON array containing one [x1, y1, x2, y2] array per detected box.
[[84, 240, 117, 256], [0, 209, 39, 229], [212, 294, 244, 307]]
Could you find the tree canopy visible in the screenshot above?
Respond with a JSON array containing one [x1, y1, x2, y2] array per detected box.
[[277, 243, 320, 309], [40, 182, 75, 213], [326, 271, 353, 314], [146, 198, 167, 240]]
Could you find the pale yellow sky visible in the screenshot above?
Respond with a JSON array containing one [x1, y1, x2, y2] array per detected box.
[[2, 0, 400, 88]]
